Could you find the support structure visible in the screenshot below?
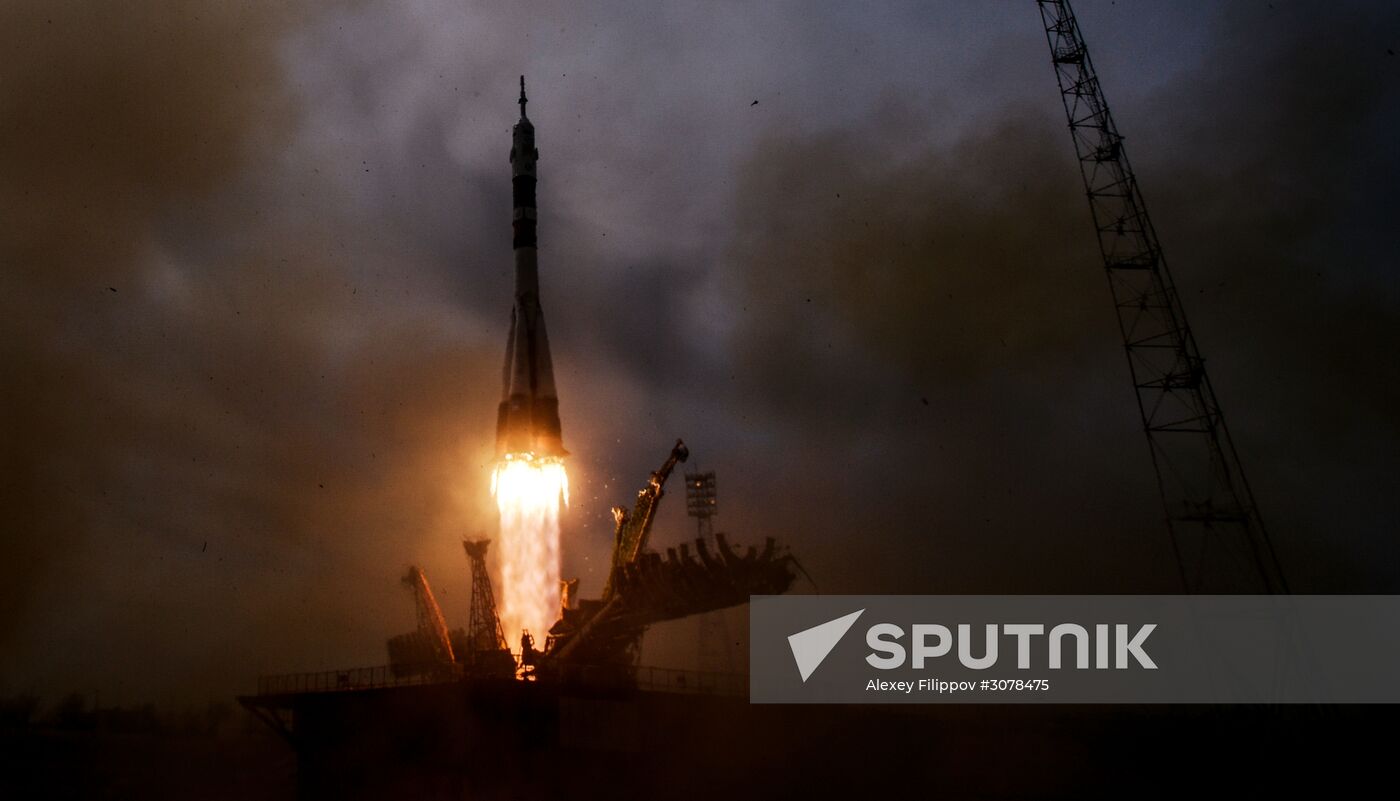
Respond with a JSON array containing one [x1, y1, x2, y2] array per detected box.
[[1036, 0, 1289, 593], [539, 440, 797, 680], [464, 540, 509, 653], [386, 566, 457, 676], [463, 539, 517, 676]]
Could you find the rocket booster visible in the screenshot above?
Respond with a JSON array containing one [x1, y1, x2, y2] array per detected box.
[[496, 77, 566, 459]]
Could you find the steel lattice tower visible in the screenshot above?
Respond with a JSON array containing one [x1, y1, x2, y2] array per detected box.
[[463, 539, 510, 654], [1036, 0, 1289, 593]]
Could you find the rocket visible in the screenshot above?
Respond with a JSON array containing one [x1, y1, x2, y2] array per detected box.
[[496, 77, 566, 459]]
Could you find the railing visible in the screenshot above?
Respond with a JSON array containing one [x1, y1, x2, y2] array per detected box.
[[254, 660, 748, 699], [256, 663, 453, 696]]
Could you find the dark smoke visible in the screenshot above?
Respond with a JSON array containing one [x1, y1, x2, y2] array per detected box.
[[1, 1, 295, 651], [672, 0, 1400, 598], [0, 2, 507, 700]]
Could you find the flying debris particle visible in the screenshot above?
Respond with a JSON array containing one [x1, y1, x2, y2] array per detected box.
[[920, 397, 929, 406], [202, 541, 207, 553], [751, 100, 759, 106], [107, 287, 117, 292]]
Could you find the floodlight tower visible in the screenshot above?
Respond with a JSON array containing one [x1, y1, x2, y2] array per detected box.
[[1035, 0, 1289, 593], [685, 467, 732, 672], [685, 470, 718, 540]]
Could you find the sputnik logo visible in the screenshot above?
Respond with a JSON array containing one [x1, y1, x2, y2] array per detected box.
[[787, 609, 865, 682]]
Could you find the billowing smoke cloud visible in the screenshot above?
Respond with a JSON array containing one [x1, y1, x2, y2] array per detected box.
[[0, 1, 300, 665], [0, 1, 508, 701]]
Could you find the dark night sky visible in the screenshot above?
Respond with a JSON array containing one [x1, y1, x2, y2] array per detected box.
[[2, 1, 1398, 704]]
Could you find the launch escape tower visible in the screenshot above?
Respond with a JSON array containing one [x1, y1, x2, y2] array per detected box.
[[1036, 0, 1289, 593]]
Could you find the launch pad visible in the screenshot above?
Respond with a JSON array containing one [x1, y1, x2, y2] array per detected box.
[[239, 435, 801, 800], [241, 436, 798, 699]]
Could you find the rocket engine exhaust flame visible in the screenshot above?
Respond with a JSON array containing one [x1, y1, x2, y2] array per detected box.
[[491, 454, 568, 647]]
